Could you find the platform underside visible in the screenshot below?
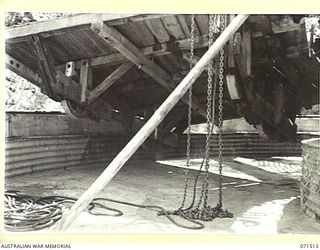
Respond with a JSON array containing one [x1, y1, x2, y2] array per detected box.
[[5, 14, 320, 142]]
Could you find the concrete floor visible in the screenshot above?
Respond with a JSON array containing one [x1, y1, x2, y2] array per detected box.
[[5, 157, 320, 234]]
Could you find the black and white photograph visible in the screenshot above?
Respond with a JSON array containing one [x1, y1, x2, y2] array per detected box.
[[3, 12, 320, 236]]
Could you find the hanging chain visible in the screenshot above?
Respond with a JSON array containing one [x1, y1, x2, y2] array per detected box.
[[217, 14, 226, 208], [196, 13, 216, 210], [159, 14, 232, 222], [180, 14, 195, 209]]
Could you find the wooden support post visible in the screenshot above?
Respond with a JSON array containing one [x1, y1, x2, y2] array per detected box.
[[55, 14, 249, 231], [87, 62, 133, 104], [90, 21, 207, 118], [242, 24, 252, 76], [80, 59, 92, 103]]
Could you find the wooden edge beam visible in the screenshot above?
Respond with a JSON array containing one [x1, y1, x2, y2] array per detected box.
[[5, 14, 170, 43], [87, 62, 133, 104], [54, 14, 249, 231]]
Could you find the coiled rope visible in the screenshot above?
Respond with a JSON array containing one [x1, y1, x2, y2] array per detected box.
[[4, 190, 204, 231]]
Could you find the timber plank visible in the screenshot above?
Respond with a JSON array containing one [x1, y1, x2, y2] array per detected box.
[[195, 14, 209, 36], [161, 15, 185, 40], [145, 19, 170, 43], [116, 24, 144, 48], [128, 22, 156, 46], [178, 14, 201, 37], [68, 32, 92, 59], [76, 30, 104, 56]]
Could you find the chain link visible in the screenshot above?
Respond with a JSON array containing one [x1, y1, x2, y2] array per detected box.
[[180, 14, 195, 209], [217, 14, 226, 208], [196, 13, 216, 210], [161, 14, 233, 223]]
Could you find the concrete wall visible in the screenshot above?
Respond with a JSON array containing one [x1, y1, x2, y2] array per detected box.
[[5, 112, 318, 178], [300, 138, 320, 223], [5, 112, 125, 137], [5, 112, 148, 177]]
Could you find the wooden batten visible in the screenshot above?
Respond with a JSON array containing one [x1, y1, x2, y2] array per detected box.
[[5, 14, 170, 44], [90, 22, 207, 118]]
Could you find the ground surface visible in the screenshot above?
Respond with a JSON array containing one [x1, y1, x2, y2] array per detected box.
[[5, 157, 320, 234]]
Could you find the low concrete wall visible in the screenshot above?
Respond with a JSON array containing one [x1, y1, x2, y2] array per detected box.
[[300, 138, 320, 223], [5, 112, 125, 137], [5, 112, 148, 177]]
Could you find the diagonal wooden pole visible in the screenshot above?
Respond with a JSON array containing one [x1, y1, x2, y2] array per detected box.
[[55, 14, 249, 231]]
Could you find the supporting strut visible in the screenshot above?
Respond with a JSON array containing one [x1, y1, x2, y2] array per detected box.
[[55, 14, 249, 231]]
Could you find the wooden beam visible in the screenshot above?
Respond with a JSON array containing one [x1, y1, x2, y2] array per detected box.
[[55, 34, 210, 71], [80, 59, 92, 103], [242, 24, 252, 76], [55, 14, 249, 231], [5, 54, 42, 88], [87, 62, 133, 104], [29, 35, 56, 98], [90, 22, 207, 118], [6, 14, 170, 43]]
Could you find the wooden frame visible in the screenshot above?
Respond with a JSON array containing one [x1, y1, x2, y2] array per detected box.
[[91, 22, 207, 118], [87, 62, 133, 104]]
